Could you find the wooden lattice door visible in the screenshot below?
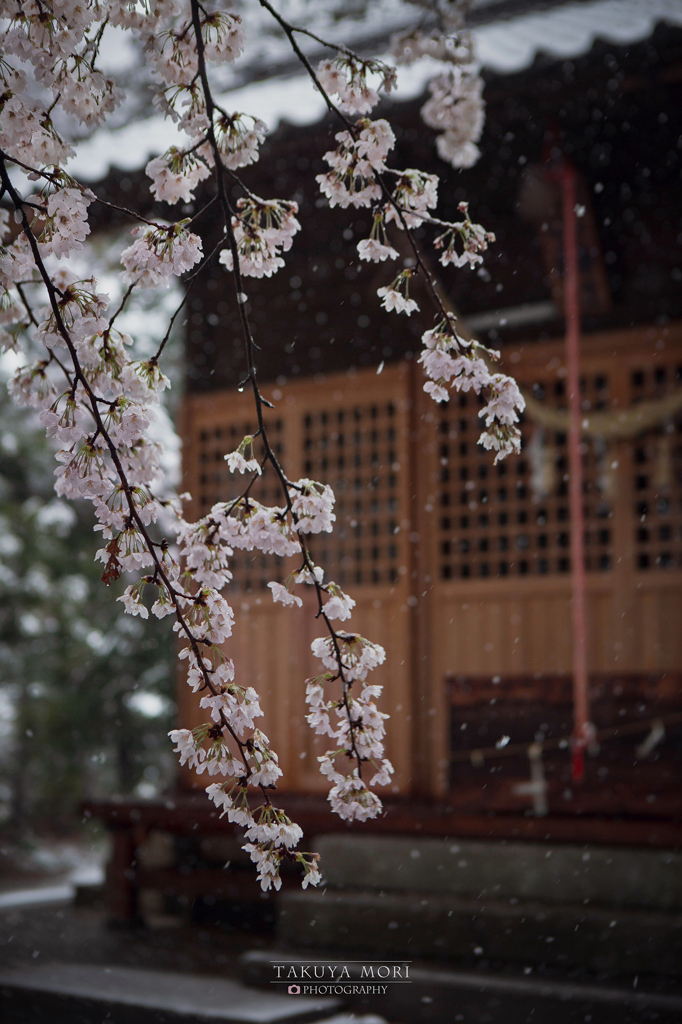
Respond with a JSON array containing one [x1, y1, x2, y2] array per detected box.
[[418, 321, 682, 800], [180, 364, 414, 793]]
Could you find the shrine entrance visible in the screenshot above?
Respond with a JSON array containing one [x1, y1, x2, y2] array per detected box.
[[179, 321, 682, 821]]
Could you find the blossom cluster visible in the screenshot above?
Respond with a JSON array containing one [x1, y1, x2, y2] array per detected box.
[[140, 7, 269, 205], [419, 316, 524, 460], [38, 187, 93, 260], [218, 197, 300, 279], [421, 63, 485, 170], [392, 26, 484, 169], [308, 639, 394, 822], [316, 119, 394, 209], [377, 269, 418, 316], [173, 467, 389, 826], [434, 201, 496, 269], [1, 5, 123, 168], [121, 223, 203, 288], [146, 148, 212, 205], [317, 55, 396, 115]]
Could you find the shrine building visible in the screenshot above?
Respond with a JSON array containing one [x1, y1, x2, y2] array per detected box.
[[85, 5, 682, 927], [175, 16, 682, 829]]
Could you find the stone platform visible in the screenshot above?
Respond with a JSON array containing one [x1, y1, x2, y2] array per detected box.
[[277, 835, 682, 975]]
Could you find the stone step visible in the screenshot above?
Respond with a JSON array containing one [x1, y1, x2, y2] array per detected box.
[[277, 887, 682, 976], [241, 950, 682, 1024], [314, 834, 682, 911], [0, 962, 343, 1024]]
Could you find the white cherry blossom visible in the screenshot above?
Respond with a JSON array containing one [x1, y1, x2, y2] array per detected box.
[[357, 238, 399, 263], [225, 451, 261, 474], [316, 56, 394, 115], [268, 582, 303, 608], [121, 225, 203, 287], [289, 479, 335, 534], [146, 150, 211, 204], [377, 284, 419, 315], [323, 589, 356, 621]]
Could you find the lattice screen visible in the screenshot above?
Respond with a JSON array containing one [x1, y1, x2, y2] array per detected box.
[[196, 418, 285, 592], [302, 402, 401, 586], [437, 373, 614, 580], [192, 357, 682, 588], [194, 400, 404, 590], [631, 361, 682, 571]]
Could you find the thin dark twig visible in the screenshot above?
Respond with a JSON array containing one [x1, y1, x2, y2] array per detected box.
[[152, 234, 224, 362], [188, 192, 218, 226], [86, 14, 110, 69], [153, 289, 190, 363], [257, 0, 356, 129], [93, 194, 165, 229], [15, 283, 39, 327], [107, 282, 136, 331], [257, 0, 386, 71], [222, 165, 260, 202]]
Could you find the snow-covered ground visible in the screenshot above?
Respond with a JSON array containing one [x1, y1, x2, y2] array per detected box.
[[0, 836, 107, 910]]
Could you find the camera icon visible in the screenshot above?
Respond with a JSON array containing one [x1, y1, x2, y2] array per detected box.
[[288, 985, 301, 995]]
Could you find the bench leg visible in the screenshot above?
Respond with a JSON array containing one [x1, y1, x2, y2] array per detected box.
[[106, 826, 140, 926]]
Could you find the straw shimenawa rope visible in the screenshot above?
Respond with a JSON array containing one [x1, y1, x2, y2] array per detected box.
[[521, 388, 682, 440], [426, 254, 682, 441]]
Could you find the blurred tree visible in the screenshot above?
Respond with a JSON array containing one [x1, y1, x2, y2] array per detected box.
[[0, 375, 176, 830]]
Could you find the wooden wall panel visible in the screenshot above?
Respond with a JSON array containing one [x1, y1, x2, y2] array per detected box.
[[428, 581, 619, 680], [633, 582, 682, 670]]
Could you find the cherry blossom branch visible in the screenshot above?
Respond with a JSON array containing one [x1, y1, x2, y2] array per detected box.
[[0, 0, 511, 885], [1, 152, 165, 231], [261, 1, 522, 459], [190, 0, 367, 782], [257, 0, 357, 127], [0, 154, 273, 810]]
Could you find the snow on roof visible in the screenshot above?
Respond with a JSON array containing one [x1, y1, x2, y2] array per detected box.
[[475, 0, 682, 72], [71, 0, 682, 181]]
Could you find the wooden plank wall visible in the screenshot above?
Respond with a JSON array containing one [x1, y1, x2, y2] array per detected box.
[[179, 322, 682, 800]]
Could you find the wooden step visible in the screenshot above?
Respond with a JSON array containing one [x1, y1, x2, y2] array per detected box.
[[313, 834, 682, 910]]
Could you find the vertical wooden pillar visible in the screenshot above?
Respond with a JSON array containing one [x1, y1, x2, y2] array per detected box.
[[561, 162, 591, 780]]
